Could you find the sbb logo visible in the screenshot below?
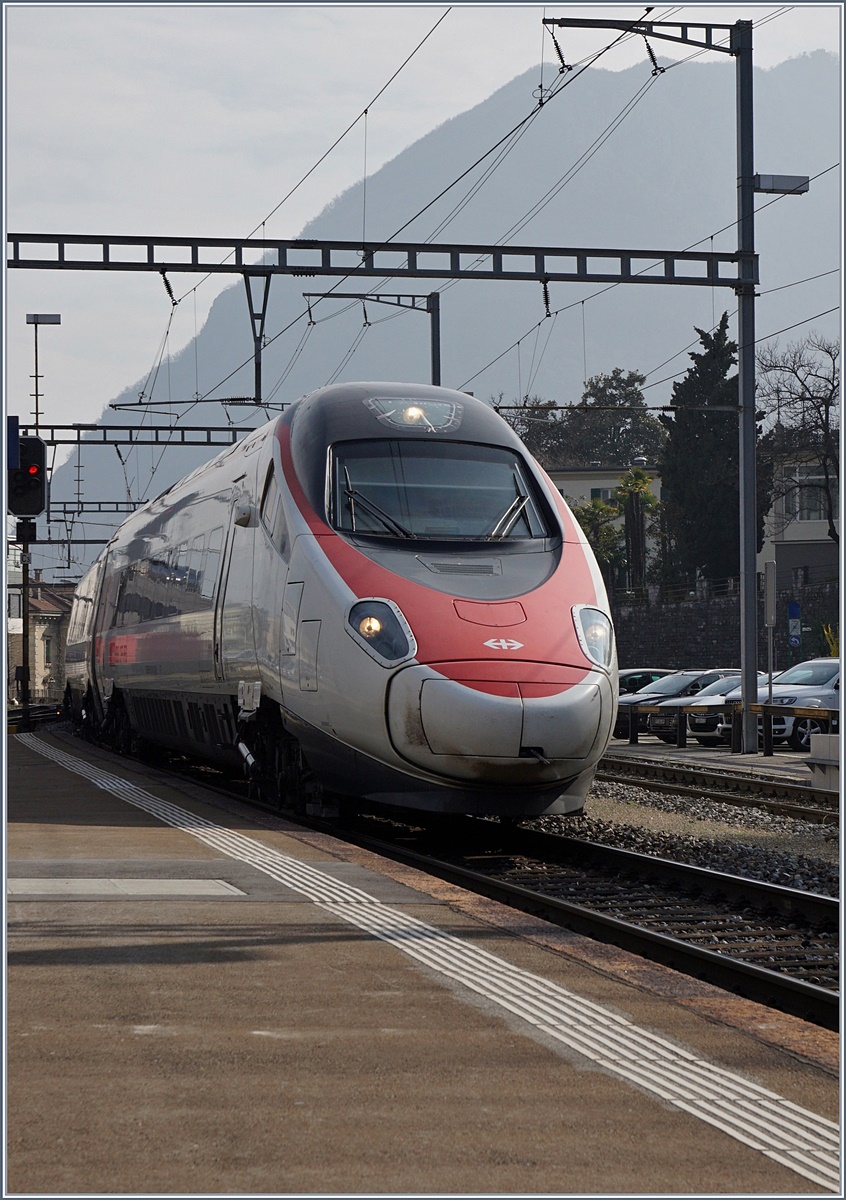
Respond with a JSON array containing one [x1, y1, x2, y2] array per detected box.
[[483, 638, 524, 651]]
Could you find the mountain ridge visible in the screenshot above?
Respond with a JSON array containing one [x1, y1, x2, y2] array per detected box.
[[45, 51, 840, 570]]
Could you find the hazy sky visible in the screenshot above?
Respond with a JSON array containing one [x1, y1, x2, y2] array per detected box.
[[3, 3, 843, 440]]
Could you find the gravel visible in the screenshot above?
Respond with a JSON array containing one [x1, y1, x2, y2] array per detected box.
[[528, 779, 840, 898]]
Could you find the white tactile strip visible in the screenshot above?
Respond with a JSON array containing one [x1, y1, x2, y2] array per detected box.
[[17, 733, 841, 1190]]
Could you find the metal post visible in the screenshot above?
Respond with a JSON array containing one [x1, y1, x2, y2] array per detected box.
[[32, 323, 40, 432], [244, 275, 271, 405], [21, 543, 31, 728], [427, 292, 441, 385], [764, 559, 776, 702], [26, 313, 61, 432], [733, 21, 759, 754]]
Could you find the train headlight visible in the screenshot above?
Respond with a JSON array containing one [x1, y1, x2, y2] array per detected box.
[[347, 599, 417, 666], [573, 605, 615, 670]]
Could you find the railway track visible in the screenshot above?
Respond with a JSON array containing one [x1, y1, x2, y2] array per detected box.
[[597, 752, 838, 823], [328, 811, 839, 1030]]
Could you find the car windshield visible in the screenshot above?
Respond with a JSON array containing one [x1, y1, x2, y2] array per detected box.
[[331, 440, 550, 540], [691, 675, 741, 697], [639, 675, 698, 695], [771, 661, 839, 687]]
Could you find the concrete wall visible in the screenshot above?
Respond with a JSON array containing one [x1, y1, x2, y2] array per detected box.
[[612, 581, 839, 671]]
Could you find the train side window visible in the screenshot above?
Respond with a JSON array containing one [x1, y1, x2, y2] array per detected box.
[[260, 467, 289, 556], [117, 565, 142, 628], [201, 527, 222, 600], [167, 545, 186, 616]]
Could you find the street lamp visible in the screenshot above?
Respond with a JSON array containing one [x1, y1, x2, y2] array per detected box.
[[26, 313, 61, 433]]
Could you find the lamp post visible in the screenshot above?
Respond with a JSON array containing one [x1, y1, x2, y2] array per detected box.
[[21, 313, 59, 728], [26, 312, 61, 433]]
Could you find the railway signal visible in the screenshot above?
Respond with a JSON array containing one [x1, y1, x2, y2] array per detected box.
[[7, 435, 47, 516]]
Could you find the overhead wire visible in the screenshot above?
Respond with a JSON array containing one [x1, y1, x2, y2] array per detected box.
[[118, 12, 453, 417], [459, 156, 840, 396], [192, 8, 662, 407], [454, 5, 830, 391], [114, 7, 455, 502]]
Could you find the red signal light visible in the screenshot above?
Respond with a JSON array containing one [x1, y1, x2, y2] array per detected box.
[[28, 464, 40, 475]]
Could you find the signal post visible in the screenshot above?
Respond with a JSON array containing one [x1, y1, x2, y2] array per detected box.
[[7, 436, 48, 730]]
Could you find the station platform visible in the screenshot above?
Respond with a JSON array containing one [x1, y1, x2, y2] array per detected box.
[[6, 730, 840, 1195]]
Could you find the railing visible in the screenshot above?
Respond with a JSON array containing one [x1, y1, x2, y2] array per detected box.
[[621, 702, 839, 756], [612, 566, 839, 607]]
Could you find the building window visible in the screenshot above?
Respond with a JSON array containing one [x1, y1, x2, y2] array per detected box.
[[590, 487, 614, 502], [784, 464, 838, 522], [8, 593, 22, 619], [44, 637, 53, 665]]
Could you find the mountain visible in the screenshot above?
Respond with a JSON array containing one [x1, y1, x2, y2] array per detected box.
[[46, 51, 840, 568]]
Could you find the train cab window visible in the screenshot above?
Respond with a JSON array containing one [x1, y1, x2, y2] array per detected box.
[[331, 440, 550, 540], [260, 467, 289, 555]]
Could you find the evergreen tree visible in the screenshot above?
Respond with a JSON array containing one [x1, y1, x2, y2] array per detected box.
[[658, 314, 743, 581]]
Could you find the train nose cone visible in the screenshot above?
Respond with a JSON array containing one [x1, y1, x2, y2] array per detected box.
[[387, 663, 612, 782]]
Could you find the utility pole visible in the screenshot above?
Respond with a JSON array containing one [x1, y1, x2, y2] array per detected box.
[[733, 19, 760, 755], [544, 16, 807, 753]]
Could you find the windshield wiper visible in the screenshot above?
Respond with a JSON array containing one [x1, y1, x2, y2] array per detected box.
[[343, 469, 413, 538], [487, 481, 531, 539]]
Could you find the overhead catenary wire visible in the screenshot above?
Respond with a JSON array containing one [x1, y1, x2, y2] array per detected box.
[[118, 8, 454, 423], [458, 161, 840, 395], [188, 10, 660, 410]]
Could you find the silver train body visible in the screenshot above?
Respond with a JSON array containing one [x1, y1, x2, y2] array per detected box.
[[65, 382, 618, 816]]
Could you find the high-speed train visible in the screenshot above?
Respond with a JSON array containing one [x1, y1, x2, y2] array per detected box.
[[65, 382, 618, 817]]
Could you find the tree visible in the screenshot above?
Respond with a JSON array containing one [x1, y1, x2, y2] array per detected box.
[[566, 496, 625, 590], [658, 313, 769, 582], [614, 466, 659, 592], [557, 368, 667, 468], [757, 334, 840, 545]]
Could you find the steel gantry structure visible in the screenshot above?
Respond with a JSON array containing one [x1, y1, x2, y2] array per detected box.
[[9, 19, 802, 751]]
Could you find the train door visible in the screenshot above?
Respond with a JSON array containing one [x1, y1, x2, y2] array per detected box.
[[254, 462, 290, 696], [212, 497, 238, 682], [213, 484, 258, 683], [89, 549, 120, 721]]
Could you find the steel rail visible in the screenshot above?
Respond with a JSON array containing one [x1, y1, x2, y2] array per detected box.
[[337, 817, 839, 1030], [599, 751, 837, 815], [594, 767, 837, 824]]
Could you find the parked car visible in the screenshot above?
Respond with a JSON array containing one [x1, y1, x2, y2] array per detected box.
[[715, 658, 840, 751], [613, 669, 742, 739], [649, 672, 765, 744], [618, 668, 675, 695]]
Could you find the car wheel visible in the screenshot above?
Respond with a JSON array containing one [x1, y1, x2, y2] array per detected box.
[[788, 718, 826, 752]]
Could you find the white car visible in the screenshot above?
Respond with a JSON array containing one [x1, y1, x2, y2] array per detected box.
[[715, 658, 840, 751]]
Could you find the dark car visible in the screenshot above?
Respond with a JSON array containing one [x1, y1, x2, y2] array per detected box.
[[613, 669, 742, 739], [617, 668, 675, 696]]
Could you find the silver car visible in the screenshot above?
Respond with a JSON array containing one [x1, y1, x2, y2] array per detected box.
[[715, 659, 840, 751]]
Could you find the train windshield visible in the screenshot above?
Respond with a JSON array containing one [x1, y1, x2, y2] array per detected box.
[[331, 441, 551, 540]]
